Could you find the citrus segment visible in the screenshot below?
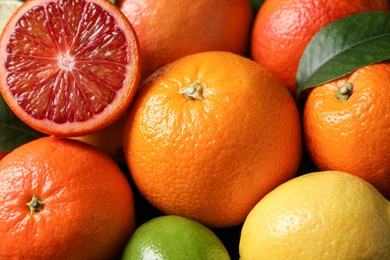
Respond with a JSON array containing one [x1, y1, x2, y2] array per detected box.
[[0, 0, 141, 137]]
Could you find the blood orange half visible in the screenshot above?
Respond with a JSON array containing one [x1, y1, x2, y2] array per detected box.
[[0, 0, 141, 137]]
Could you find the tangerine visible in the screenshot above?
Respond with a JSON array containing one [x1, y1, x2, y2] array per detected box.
[[123, 51, 302, 228], [116, 0, 253, 80], [251, 0, 389, 94], [0, 136, 135, 259], [303, 62, 390, 200]]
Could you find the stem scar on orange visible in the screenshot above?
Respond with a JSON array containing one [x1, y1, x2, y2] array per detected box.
[[0, 0, 141, 137], [0, 136, 135, 259], [124, 51, 302, 228]]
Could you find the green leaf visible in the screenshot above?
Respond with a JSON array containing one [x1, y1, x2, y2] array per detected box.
[[0, 94, 46, 152], [296, 11, 390, 98], [250, 0, 265, 14]]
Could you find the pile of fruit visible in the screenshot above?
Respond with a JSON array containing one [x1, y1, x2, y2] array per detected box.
[[1, 0, 390, 259]]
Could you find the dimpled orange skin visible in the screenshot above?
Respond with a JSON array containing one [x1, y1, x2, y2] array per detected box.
[[124, 51, 302, 228], [251, 0, 389, 94], [303, 63, 390, 200], [0, 136, 135, 259], [116, 0, 253, 81]]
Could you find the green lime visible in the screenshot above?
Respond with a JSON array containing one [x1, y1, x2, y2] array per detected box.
[[0, 0, 23, 33], [121, 215, 231, 260]]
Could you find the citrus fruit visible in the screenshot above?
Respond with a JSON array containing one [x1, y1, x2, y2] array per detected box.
[[0, 0, 23, 33], [116, 0, 253, 80], [121, 215, 231, 260], [0, 136, 135, 259], [0, 0, 141, 137], [251, 0, 389, 94], [71, 112, 127, 164], [303, 62, 390, 200], [239, 171, 390, 259], [0, 152, 7, 160], [123, 51, 302, 228]]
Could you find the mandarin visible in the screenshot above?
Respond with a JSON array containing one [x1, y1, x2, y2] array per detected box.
[[116, 0, 253, 81], [251, 0, 389, 94], [123, 51, 302, 228], [303, 63, 390, 200], [0, 0, 141, 137], [0, 136, 135, 259]]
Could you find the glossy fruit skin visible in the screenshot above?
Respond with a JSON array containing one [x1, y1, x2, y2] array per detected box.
[[0, 0, 141, 137], [303, 63, 390, 200], [124, 51, 302, 228], [251, 0, 389, 94], [116, 0, 253, 81], [239, 171, 390, 259], [0, 136, 135, 259], [121, 215, 231, 260]]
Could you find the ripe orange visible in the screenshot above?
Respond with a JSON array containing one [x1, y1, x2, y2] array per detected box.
[[251, 0, 389, 94], [123, 51, 302, 228], [0, 0, 141, 137], [0, 136, 135, 259], [303, 62, 390, 200], [116, 0, 253, 80]]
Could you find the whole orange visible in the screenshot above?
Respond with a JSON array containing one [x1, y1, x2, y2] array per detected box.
[[116, 0, 253, 80], [0, 136, 135, 259], [251, 0, 389, 94], [303, 62, 390, 200], [123, 51, 302, 228]]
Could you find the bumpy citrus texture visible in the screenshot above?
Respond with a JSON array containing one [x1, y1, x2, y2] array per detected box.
[[0, 136, 135, 259], [121, 215, 231, 260], [124, 51, 302, 228], [0, 0, 141, 137], [116, 0, 253, 80], [251, 0, 389, 93], [303, 63, 390, 200], [239, 171, 390, 259]]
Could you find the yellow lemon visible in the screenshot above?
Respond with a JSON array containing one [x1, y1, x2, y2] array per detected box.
[[0, 1, 23, 33], [239, 171, 390, 259]]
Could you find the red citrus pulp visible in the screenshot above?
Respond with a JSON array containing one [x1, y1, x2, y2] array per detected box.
[[0, 0, 141, 137]]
